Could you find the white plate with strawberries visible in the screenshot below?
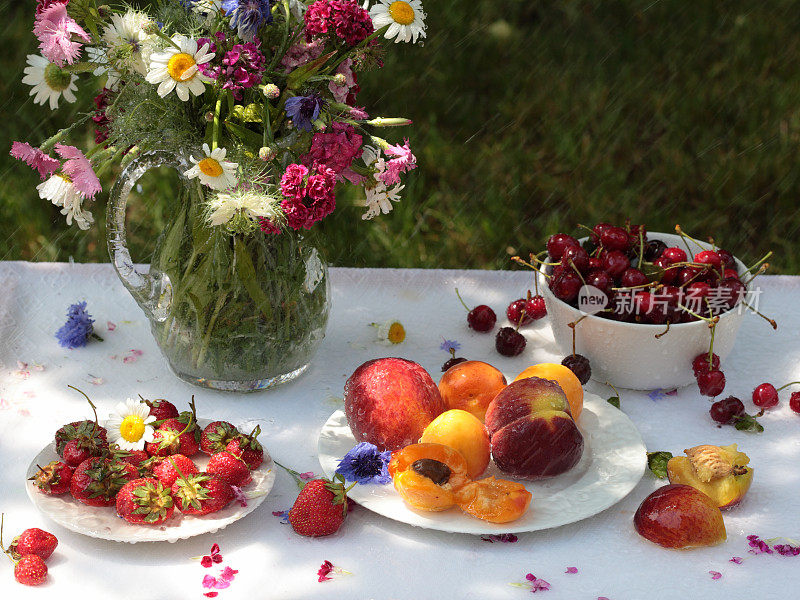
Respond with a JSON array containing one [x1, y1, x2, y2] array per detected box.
[[25, 419, 276, 544], [318, 393, 646, 534]]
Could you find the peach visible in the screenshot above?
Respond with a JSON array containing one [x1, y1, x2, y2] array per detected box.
[[344, 358, 446, 451], [633, 484, 727, 549], [420, 409, 491, 479], [438, 361, 507, 421], [514, 363, 583, 420], [666, 444, 753, 509]]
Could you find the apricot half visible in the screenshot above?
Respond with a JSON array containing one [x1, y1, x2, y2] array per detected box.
[[667, 444, 753, 509], [514, 363, 583, 420], [389, 443, 470, 511], [455, 477, 532, 523]]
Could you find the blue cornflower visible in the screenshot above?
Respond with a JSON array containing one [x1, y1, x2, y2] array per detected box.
[[335, 442, 391, 485], [55, 301, 96, 349], [440, 339, 461, 353], [221, 0, 272, 42], [284, 93, 325, 132]]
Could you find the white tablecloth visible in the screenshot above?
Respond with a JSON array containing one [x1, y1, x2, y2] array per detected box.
[[1, 262, 799, 599]]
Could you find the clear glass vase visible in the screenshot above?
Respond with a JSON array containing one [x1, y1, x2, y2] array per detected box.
[[107, 151, 330, 391]]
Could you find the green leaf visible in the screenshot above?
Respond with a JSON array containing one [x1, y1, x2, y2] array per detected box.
[[607, 396, 621, 409], [234, 237, 274, 320], [640, 261, 665, 283], [224, 120, 264, 149], [286, 50, 337, 90], [733, 413, 764, 432], [647, 451, 673, 479]]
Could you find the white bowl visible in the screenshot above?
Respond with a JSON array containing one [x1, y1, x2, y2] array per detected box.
[[542, 231, 749, 390]]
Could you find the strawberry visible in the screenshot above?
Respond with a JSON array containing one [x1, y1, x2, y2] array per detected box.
[[171, 473, 234, 516], [206, 452, 251, 487], [13, 529, 58, 561], [288, 476, 350, 537], [62, 435, 109, 467], [146, 418, 200, 457], [70, 456, 138, 507], [113, 447, 150, 468], [14, 555, 47, 586], [200, 421, 239, 456], [29, 461, 73, 495], [116, 478, 175, 525], [153, 454, 198, 488], [54, 420, 107, 456], [144, 397, 179, 421], [225, 425, 264, 470]]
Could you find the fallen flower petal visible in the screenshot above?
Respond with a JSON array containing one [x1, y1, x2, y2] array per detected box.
[[729, 557, 743, 564], [709, 571, 722, 580], [565, 567, 578, 574]]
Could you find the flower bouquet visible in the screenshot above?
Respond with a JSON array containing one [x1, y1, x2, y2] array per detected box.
[[11, 0, 427, 390]]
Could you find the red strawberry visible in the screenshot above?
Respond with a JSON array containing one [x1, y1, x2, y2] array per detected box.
[[288, 477, 349, 537], [29, 461, 73, 495], [200, 421, 239, 456], [144, 398, 179, 421], [153, 454, 199, 488], [171, 473, 234, 516], [116, 478, 175, 525], [54, 420, 107, 456], [14, 528, 58, 561], [14, 555, 47, 586], [206, 452, 251, 487], [225, 425, 264, 470], [62, 435, 109, 467], [70, 457, 138, 507], [114, 448, 150, 468], [146, 419, 199, 457]]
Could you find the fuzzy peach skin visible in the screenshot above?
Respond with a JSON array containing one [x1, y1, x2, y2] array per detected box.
[[344, 358, 446, 451]]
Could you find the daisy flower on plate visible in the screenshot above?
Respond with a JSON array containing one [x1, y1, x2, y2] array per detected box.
[[145, 35, 215, 101], [106, 398, 157, 451], [185, 144, 239, 190], [22, 54, 78, 109], [369, 0, 427, 44]]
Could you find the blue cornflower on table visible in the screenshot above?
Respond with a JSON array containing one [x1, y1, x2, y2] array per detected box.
[[284, 93, 325, 132], [221, 0, 272, 41], [55, 301, 97, 349], [336, 442, 392, 484]]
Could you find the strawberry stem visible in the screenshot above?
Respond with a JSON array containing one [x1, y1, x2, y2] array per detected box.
[[273, 460, 308, 489]]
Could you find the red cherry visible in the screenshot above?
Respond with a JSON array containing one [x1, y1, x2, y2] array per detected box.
[[551, 271, 582, 303], [717, 277, 746, 310], [600, 226, 631, 252], [694, 250, 723, 274], [561, 245, 590, 273], [620, 267, 648, 288], [526, 295, 547, 320], [591, 223, 613, 244], [495, 327, 526, 357], [752, 383, 779, 409], [789, 392, 800, 414], [709, 396, 745, 424], [717, 249, 736, 270], [661, 247, 688, 264], [723, 268, 739, 280], [602, 250, 630, 279], [468, 305, 496, 332], [676, 266, 707, 287], [654, 257, 679, 285], [588, 257, 604, 270], [692, 353, 720, 376], [546, 234, 580, 261], [586, 269, 613, 296], [685, 282, 711, 303], [697, 370, 726, 397], [660, 285, 682, 306]]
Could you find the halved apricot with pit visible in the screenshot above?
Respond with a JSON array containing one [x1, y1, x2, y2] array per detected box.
[[454, 476, 532, 523], [389, 443, 470, 511]]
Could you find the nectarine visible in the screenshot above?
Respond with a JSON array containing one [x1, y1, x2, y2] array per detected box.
[[514, 363, 583, 420], [667, 444, 753, 509]]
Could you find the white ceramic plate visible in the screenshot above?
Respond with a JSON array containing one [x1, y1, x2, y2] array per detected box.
[[318, 393, 646, 534], [26, 419, 275, 543]]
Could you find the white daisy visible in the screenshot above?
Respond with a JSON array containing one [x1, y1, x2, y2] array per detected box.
[[21, 54, 78, 110], [371, 319, 406, 344], [369, 0, 427, 44], [206, 189, 281, 227], [184, 144, 239, 190], [87, 10, 156, 90], [36, 174, 95, 230], [145, 35, 215, 102], [106, 397, 157, 451]]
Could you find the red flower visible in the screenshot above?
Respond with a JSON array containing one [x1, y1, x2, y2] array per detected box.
[[201, 544, 223, 568], [317, 560, 334, 582], [304, 0, 373, 46]]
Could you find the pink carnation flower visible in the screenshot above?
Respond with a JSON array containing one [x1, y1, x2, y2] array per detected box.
[[329, 58, 358, 103], [304, 0, 373, 46], [281, 40, 323, 73], [54, 143, 101, 198], [302, 123, 363, 183], [378, 139, 417, 186], [34, 4, 90, 67], [280, 163, 309, 200], [280, 163, 337, 230], [10, 141, 60, 179]]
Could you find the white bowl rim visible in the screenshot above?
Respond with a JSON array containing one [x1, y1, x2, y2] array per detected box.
[[540, 230, 752, 330]]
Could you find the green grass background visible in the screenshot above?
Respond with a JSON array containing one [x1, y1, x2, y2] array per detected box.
[[2, 0, 799, 271]]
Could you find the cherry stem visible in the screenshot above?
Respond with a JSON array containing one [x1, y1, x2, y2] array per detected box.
[[454, 288, 471, 312], [777, 381, 800, 392], [567, 315, 588, 355], [743, 263, 769, 286], [706, 313, 717, 372], [611, 282, 652, 292], [567, 259, 586, 285], [745, 251, 773, 274], [743, 301, 778, 330], [605, 381, 621, 399], [68, 385, 99, 437], [515, 310, 527, 332], [674, 224, 696, 256], [677, 303, 715, 324], [637, 230, 645, 270], [654, 320, 671, 339]]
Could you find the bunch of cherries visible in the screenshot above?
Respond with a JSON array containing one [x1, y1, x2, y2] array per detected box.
[[710, 380, 800, 430], [540, 222, 750, 324]]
